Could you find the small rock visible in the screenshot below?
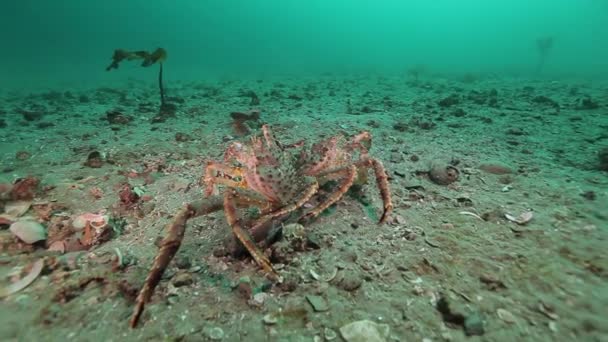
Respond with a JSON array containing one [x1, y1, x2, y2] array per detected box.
[[263, 313, 278, 325], [464, 312, 485, 336], [175, 256, 191, 269], [204, 326, 224, 340], [479, 163, 513, 175], [338, 273, 363, 291], [172, 272, 194, 287], [306, 295, 329, 312], [324, 327, 338, 340], [497, 308, 517, 324], [9, 220, 46, 244], [428, 164, 460, 185], [250, 292, 268, 306], [339, 320, 390, 342]]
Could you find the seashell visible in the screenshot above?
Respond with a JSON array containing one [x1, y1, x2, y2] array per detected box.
[[0, 259, 44, 297], [428, 164, 460, 185], [0, 213, 17, 225], [505, 211, 534, 225], [48, 240, 66, 253], [339, 320, 390, 342], [4, 200, 32, 217], [72, 213, 109, 231], [9, 220, 46, 244]]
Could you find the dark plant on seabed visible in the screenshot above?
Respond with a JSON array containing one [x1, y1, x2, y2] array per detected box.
[[536, 36, 553, 75], [106, 48, 176, 119]]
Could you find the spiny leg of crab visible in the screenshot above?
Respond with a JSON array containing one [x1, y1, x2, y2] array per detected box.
[[300, 165, 357, 221], [357, 158, 393, 223], [313, 158, 392, 224], [223, 190, 282, 282], [129, 196, 224, 328], [248, 179, 319, 239]]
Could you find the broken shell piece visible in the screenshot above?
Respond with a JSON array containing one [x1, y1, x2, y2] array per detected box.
[[4, 200, 32, 217], [72, 213, 109, 231], [428, 164, 460, 185], [9, 220, 46, 243], [339, 320, 390, 342], [0, 259, 44, 297], [505, 211, 534, 225], [0, 214, 17, 226], [48, 240, 67, 253]]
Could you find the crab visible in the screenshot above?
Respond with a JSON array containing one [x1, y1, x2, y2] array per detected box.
[[129, 125, 392, 327]]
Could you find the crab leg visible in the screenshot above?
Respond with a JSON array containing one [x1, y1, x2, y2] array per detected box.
[[130, 197, 223, 328], [248, 179, 319, 239], [223, 190, 282, 282], [300, 165, 357, 222], [364, 158, 393, 224], [313, 158, 392, 224]]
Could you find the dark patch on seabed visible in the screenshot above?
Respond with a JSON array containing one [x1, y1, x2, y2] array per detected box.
[[1, 72, 607, 341]]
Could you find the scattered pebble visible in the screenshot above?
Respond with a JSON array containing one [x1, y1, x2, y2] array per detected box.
[[497, 308, 517, 324], [172, 272, 193, 287], [306, 295, 329, 312], [337, 273, 363, 292], [9, 220, 46, 244], [505, 211, 534, 225], [204, 326, 224, 340], [339, 320, 390, 342], [263, 313, 278, 325], [464, 312, 485, 336], [324, 327, 338, 340]]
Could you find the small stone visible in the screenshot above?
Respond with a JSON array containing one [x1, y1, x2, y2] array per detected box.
[[306, 295, 329, 312], [339, 320, 390, 342], [175, 256, 191, 269], [250, 292, 268, 306], [324, 327, 338, 340], [9, 220, 46, 244], [497, 308, 517, 324], [263, 313, 278, 325], [464, 312, 485, 336], [172, 272, 193, 287], [205, 326, 224, 340], [338, 273, 363, 292]]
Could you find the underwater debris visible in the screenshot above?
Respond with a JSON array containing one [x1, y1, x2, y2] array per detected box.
[[9, 220, 46, 244], [10, 177, 39, 201], [105, 48, 166, 71], [436, 293, 485, 336], [505, 210, 534, 225], [425, 163, 460, 185], [478, 163, 513, 175], [118, 184, 141, 211], [438, 94, 460, 108], [577, 97, 600, 110], [230, 109, 261, 136], [339, 320, 390, 342], [0, 259, 44, 297], [598, 148, 608, 171], [84, 151, 104, 168], [106, 109, 132, 125], [106, 47, 172, 117], [536, 36, 553, 74]]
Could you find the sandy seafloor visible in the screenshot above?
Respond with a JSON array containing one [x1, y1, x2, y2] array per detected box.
[[0, 74, 606, 341]]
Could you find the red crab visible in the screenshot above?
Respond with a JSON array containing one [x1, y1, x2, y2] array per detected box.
[[129, 125, 392, 327]]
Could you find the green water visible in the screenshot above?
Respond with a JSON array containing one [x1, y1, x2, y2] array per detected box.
[[2, 0, 607, 88]]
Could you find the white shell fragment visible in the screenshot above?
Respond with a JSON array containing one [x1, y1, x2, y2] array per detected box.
[[505, 211, 534, 225], [0, 259, 44, 297], [4, 200, 32, 217], [339, 320, 390, 342], [9, 220, 46, 244]]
